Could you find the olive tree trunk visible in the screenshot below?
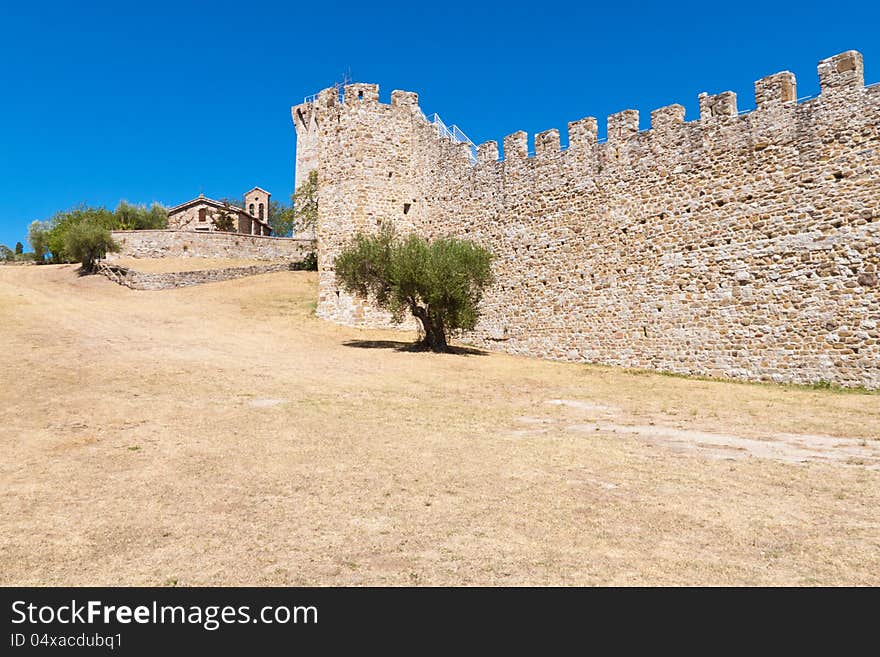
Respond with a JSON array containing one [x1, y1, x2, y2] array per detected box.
[[411, 305, 448, 352]]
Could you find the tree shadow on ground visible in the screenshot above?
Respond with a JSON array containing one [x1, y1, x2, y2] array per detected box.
[[342, 340, 488, 356]]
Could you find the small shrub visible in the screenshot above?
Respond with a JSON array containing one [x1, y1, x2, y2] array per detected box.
[[291, 252, 318, 271]]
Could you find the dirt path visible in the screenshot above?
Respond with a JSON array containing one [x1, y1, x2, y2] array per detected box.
[[536, 399, 880, 468], [1, 265, 878, 585]]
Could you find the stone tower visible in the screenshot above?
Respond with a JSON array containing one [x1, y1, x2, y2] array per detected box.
[[292, 96, 322, 189], [291, 83, 432, 326], [244, 187, 271, 228]]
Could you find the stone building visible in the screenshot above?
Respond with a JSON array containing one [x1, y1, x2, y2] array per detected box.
[[167, 188, 273, 236], [292, 50, 880, 389]]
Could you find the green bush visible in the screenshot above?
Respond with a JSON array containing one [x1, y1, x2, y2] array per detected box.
[[63, 221, 120, 271], [290, 252, 318, 271], [335, 222, 493, 352]]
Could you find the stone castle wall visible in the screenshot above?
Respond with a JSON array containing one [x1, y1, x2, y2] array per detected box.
[[109, 230, 316, 261], [292, 51, 880, 388]]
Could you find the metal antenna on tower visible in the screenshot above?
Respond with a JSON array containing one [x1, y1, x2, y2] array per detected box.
[[334, 69, 352, 93]]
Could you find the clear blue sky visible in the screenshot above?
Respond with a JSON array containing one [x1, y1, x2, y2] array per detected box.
[[0, 0, 876, 249]]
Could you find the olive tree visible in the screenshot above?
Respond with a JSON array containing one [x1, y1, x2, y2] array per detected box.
[[334, 223, 493, 352], [27, 221, 51, 263], [114, 201, 168, 230], [63, 221, 120, 271]]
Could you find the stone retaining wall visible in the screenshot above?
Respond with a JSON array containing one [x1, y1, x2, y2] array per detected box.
[[109, 230, 315, 261], [96, 261, 296, 290]]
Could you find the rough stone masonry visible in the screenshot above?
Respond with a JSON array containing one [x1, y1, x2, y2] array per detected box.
[[292, 51, 880, 388], [109, 230, 315, 261]]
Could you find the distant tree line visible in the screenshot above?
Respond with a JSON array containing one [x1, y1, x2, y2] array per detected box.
[[27, 202, 168, 271], [0, 241, 33, 263]]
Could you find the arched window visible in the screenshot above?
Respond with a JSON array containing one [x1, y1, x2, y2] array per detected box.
[[249, 203, 255, 216], [258, 203, 264, 220], [198, 208, 207, 222]]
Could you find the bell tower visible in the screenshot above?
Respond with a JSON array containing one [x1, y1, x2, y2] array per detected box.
[[244, 187, 271, 233]]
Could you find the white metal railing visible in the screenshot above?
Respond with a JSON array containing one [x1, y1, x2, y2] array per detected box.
[[419, 112, 477, 164], [302, 91, 478, 164], [303, 87, 345, 105]]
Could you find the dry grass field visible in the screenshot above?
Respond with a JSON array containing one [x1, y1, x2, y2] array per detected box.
[[1, 263, 878, 585]]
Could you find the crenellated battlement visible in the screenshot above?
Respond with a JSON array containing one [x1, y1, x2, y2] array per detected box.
[[493, 51, 867, 165], [294, 51, 874, 174], [293, 50, 880, 388], [818, 50, 864, 92]]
